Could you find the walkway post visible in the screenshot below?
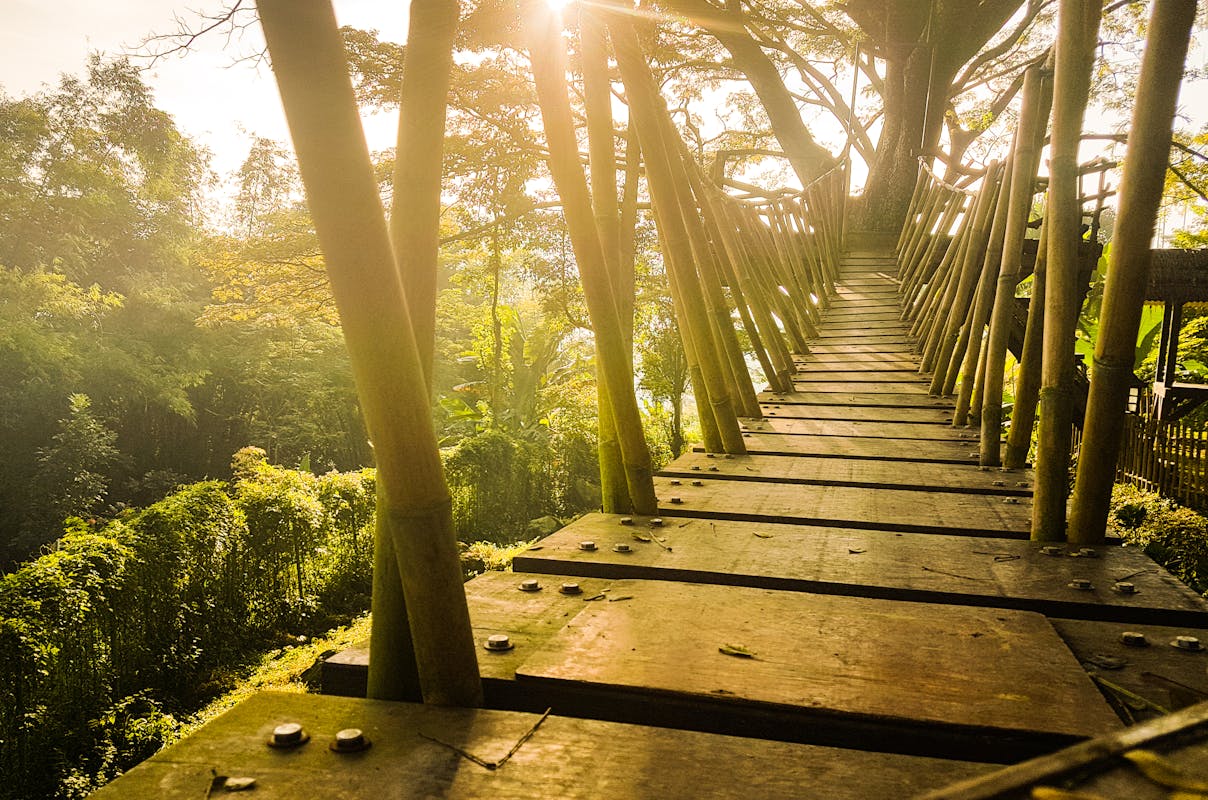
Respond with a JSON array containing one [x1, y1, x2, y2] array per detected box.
[[258, 0, 483, 706], [1068, 0, 1196, 544], [1031, 0, 1101, 541]]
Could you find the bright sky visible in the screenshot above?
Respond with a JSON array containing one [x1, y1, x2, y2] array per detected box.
[[0, 0, 407, 182]]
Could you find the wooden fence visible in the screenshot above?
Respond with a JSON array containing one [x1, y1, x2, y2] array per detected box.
[[1114, 410, 1208, 511]]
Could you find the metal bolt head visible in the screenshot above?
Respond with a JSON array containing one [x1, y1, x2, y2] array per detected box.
[[1068, 579, 1094, 590], [1040, 546, 1064, 557], [706, 453, 716, 458], [1121, 631, 1149, 647], [330, 728, 371, 753], [969, 452, 980, 458], [669, 479, 682, 486], [691, 480, 704, 487], [484, 634, 514, 651], [619, 517, 634, 526], [579, 540, 597, 551], [1113, 581, 1137, 594], [991, 480, 1006, 487], [1017, 482, 1030, 488], [669, 497, 683, 504], [709, 466, 719, 472], [1172, 635, 1204, 652], [268, 722, 309, 748], [1078, 548, 1099, 558], [650, 518, 664, 527], [518, 579, 542, 593], [559, 582, 582, 595], [613, 543, 632, 554], [691, 465, 702, 471]]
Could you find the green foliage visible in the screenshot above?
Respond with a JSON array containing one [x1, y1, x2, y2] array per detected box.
[[0, 453, 377, 799], [1109, 484, 1208, 595]]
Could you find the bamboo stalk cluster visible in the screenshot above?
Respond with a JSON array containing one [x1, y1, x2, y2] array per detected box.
[[895, 0, 1196, 545]]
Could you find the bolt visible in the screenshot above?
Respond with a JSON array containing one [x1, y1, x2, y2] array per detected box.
[[518, 579, 541, 593], [619, 517, 634, 526], [268, 722, 309, 749], [613, 543, 632, 554], [650, 518, 664, 527], [1041, 546, 1064, 556], [559, 582, 582, 595], [709, 466, 719, 472], [1172, 636, 1204, 652], [1121, 631, 1149, 647], [969, 452, 980, 458], [1113, 581, 1138, 594], [991, 480, 1006, 487], [706, 453, 716, 458], [330, 728, 371, 753], [1078, 548, 1099, 559], [669, 479, 682, 486], [579, 540, 597, 551], [484, 634, 515, 651], [1002, 498, 1019, 504], [1069, 579, 1094, 591], [691, 465, 702, 471], [691, 480, 704, 487], [1017, 482, 1030, 488], [669, 497, 683, 504]]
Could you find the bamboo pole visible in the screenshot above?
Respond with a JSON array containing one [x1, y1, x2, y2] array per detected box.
[[1032, 0, 1102, 541], [980, 64, 1054, 466], [525, 1, 659, 510], [581, 8, 630, 513], [609, 15, 747, 453], [371, 0, 460, 703], [954, 159, 1014, 426], [1068, 0, 1196, 544], [258, 0, 482, 707], [1004, 218, 1049, 468]]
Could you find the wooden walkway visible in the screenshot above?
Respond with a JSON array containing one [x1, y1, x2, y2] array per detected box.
[[103, 243, 1208, 798]]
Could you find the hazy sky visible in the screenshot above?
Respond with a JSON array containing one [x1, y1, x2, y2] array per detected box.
[[0, 0, 408, 181]]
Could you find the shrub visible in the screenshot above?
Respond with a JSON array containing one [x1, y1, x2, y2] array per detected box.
[[1109, 484, 1208, 595]]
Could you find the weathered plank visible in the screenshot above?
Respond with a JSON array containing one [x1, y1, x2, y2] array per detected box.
[[659, 451, 1028, 493], [1051, 618, 1208, 722], [791, 351, 922, 365], [821, 311, 905, 322], [788, 361, 926, 373], [650, 475, 1031, 535], [788, 370, 932, 382], [791, 380, 933, 393], [736, 415, 970, 440], [758, 390, 956, 408], [513, 514, 1207, 626], [717, 432, 982, 463], [818, 321, 912, 333], [921, 700, 1208, 800], [760, 404, 951, 422], [801, 342, 919, 354], [91, 691, 996, 800], [515, 580, 1122, 758]]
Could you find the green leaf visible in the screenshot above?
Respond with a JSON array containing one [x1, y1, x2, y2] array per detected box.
[[718, 643, 756, 658]]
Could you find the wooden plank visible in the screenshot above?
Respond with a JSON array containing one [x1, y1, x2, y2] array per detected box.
[[660, 451, 1027, 493], [513, 514, 1208, 626], [736, 416, 971, 441], [650, 475, 1031, 536], [1051, 618, 1208, 721], [761, 404, 951, 422], [819, 321, 912, 332], [822, 312, 905, 322], [788, 361, 926, 373], [759, 390, 956, 408], [920, 700, 1208, 800], [515, 581, 1122, 754], [789, 370, 932, 382], [791, 351, 922, 365], [720, 432, 982, 463], [812, 335, 917, 345], [91, 691, 996, 800], [802, 343, 919, 355], [791, 380, 932, 393]]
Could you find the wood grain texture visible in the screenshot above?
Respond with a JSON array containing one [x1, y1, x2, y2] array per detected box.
[[650, 474, 1032, 535], [91, 692, 995, 800], [513, 515, 1208, 627], [736, 415, 971, 440], [712, 432, 982, 463], [515, 580, 1122, 741], [660, 451, 1030, 493], [758, 390, 956, 408]]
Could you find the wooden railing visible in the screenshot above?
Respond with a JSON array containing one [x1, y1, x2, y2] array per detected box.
[[1115, 408, 1208, 511]]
